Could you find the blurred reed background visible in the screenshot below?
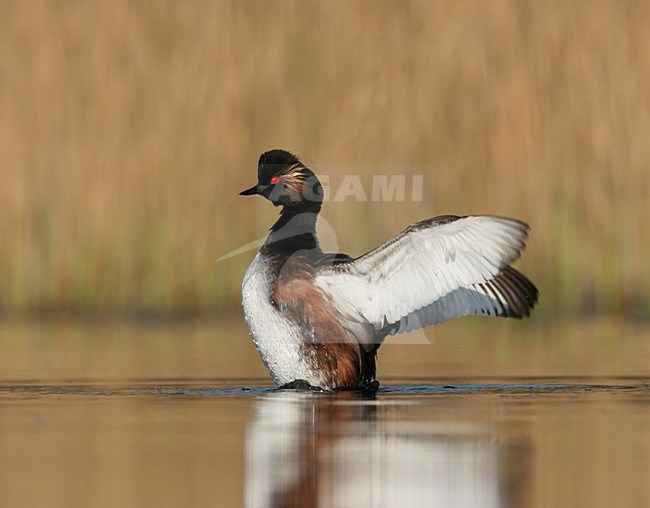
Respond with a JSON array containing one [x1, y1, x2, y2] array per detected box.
[[1, 0, 648, 318]]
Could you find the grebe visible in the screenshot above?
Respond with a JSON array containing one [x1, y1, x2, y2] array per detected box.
[[240, 149, 537, 390]]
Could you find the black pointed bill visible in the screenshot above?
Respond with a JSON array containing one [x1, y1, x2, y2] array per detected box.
[[239, 185, 259, 196]]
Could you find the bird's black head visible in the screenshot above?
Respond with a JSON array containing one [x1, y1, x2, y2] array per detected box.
[[240, 149, 323, 211]]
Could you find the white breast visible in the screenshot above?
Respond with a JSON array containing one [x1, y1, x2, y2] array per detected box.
[[242, 253, 327, 388]]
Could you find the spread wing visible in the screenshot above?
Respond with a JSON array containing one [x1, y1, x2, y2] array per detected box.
[[313, 215, 537, 339]]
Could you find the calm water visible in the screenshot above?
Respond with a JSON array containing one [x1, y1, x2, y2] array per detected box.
[[1, 317, 649, 507]]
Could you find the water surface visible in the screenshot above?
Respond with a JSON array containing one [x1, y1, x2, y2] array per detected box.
[[1, 317, 649, 507]]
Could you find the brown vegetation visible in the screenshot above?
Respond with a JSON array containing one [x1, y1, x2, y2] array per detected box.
[[1, 0, 648, 316]]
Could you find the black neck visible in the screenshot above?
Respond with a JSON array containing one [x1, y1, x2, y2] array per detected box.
[[264, 205, 320, 253]]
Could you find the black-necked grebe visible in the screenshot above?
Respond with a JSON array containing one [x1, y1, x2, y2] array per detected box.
[[240, 149, 537, 390]]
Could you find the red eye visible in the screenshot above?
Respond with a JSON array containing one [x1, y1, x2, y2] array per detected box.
[[270, 176, 280, 185]]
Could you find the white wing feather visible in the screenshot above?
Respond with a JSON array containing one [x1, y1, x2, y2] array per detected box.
[[314, 216, 530, 331]]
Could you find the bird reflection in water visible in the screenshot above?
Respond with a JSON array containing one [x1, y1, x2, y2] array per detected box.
[[245, 390, 530, 507]]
